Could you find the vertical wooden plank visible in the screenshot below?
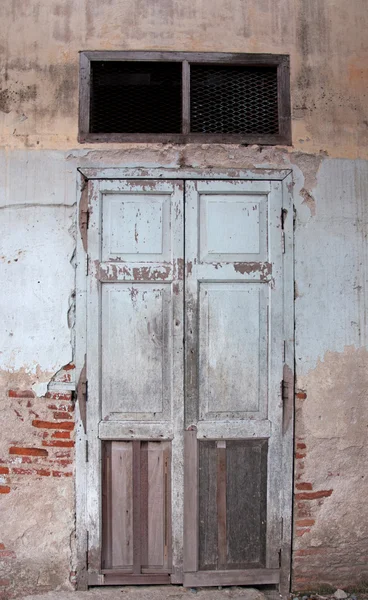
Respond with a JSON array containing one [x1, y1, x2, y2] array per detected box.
[[132, 440, 141, 575], [198, 441, 217, 570], [75, 172, 88, 590], [277, 57, 292, 145], [78, 52, 91, 137], [147, 442, 164, 568], [266, 180, 284, 569], [217, 441, 227, 569], [226, 441, 267, 568], [170, 181, 185, 583], [86, 179, 103, 573], [184, 181, 199, 428], [140, 442, 149, 569], [182, 60, 190, 134], [183, 430, 198, 572], [102, 442, 112, 569], [110, 442, 133, 568], [163, 442, 172, 572]]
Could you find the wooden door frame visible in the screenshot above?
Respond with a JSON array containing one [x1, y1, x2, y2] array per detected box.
[[74, 167, 294, 594]]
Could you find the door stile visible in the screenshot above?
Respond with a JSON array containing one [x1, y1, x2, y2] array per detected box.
[[280, 174, 295, 595], [265, 180, 284, 569], [183, 430, 198, 573], [86, 179, 103, 576]]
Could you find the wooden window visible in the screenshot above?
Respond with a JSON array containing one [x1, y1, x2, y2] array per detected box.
[[79, 52, 291, 145]]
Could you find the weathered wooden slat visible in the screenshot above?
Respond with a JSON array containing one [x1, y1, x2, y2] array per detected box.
[[183, 430, 198, 572], [110, 442, 133, 569], [78, 168, 292, 181], [89, 573, 171, 585], [132, 440, 141, 574], [140, 442, 149, 568], [217, 442, 227, 569], [79, 132, 290, 145], [226, 440, 267, 569], [198, 441, 217, 571], [101, 442, 112, 569], [99, 422, 173, 440], [147, 442, 164, 568], [183, 568, 280, 587]]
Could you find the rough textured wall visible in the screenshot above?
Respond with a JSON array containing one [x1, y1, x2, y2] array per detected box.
[[0, 0, 367, 597], [0, 0, 367, 157]]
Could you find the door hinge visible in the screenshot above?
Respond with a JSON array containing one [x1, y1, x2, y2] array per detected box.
[[282, 340, 286, 363], [282, 230, 285, 253], [279, 548, 282, 568], [85, 440, 89, 463], [77, 361, 87, 434]]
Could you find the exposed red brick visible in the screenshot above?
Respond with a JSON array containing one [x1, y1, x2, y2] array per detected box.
[[9, 447, 48, 457], [0, 544, 4, 550], [296, 528, 311, 536], [294, 548, 324, 556], [54, 450, 72, 458], [295, 489, 333, 500], [296, 442, 306, 449], [32, 420, 74, 431], [8, 389, 35, 398], [295, 452, 306, 459], [47, 403, 74, 411], [35, 469, 51, 477], [52, 470, 73, 477], [296, 391, 307, 399], [20, 457, 32, 464], [53, 411, 72, 420], [0, 467, 9, 475], [296, 519, 315, 527], [0, 579, 11, 586], [63, 363, 75, 371], [0, 486, 10, 494], [0, 550, 16, 558], [42, 440, 74, 448], [12, 467, 33, 475], [54, 459, 73, 467], [296, 482, 313, 490], [51, 431, 70, 439], [45, 392, 73, 400]]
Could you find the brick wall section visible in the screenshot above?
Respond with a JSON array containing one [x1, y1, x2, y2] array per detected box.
[[0, 386, 75, 599]]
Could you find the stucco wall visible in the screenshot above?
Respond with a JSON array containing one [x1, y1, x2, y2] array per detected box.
[[0, 0, 367, 596]]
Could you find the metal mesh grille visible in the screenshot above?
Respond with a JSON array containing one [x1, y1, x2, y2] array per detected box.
[[190, 65, 279, 135], [90, 61, 182, 133]]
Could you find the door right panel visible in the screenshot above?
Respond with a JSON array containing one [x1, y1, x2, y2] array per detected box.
[[184, 179, 285, 587]]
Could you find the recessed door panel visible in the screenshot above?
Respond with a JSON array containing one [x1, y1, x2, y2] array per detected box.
[[199, 283, 268, 419], [101, 284, 171, 420]]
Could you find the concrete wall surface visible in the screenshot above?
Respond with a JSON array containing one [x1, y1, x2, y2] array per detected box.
[[0, 0, 367, 597]]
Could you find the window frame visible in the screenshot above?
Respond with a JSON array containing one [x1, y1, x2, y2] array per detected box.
[[79, 51, 291, 145]]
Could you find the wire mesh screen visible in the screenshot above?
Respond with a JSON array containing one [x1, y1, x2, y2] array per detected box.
[[190, 65, 279, 135], [90, 61, 182, 133]]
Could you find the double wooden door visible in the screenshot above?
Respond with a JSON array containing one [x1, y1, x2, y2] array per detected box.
[[84, 177, 293, 588]]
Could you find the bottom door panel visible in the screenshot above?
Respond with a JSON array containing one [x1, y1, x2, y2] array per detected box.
[[199, 439, 268, 571], [101, 440, 171, 580]]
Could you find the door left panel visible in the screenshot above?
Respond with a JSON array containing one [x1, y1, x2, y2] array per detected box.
[[86, 180, 184, 585]]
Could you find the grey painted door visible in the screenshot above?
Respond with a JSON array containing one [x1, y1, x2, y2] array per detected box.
[[84, 177, 293, 588]]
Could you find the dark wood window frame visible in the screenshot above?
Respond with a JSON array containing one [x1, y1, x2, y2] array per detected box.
[[79, 51, 291, 145]]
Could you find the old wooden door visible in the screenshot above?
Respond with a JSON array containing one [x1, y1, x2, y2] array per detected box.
[[83, 175, 293, 589]]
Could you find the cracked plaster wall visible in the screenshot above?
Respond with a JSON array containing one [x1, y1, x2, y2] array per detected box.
[[0, 0, 367, 596]]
